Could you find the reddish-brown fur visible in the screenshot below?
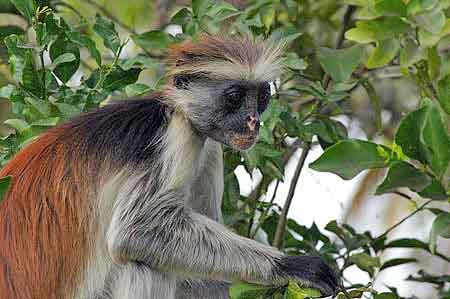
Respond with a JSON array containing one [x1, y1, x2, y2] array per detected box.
[[167, 35, 264, 72], [0, 125, 90, 299]]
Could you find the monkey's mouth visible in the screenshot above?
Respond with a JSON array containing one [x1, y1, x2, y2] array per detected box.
[[230, 132, 258, 150]]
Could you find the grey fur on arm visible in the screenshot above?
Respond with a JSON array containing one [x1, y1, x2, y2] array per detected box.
[[107, 187, 282, 284]]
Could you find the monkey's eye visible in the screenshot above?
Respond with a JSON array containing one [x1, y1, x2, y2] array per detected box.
[[258, 82, 271, 113], [225, 90, 244, 110]]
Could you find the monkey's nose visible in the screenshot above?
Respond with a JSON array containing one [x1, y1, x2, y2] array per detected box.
[[247, 115, 259, 131]]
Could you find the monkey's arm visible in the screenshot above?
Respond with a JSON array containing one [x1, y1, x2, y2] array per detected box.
[[107, 188, 339, 295]]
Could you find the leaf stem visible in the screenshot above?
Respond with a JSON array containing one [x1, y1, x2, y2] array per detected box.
[[40, 51, 46, 101]]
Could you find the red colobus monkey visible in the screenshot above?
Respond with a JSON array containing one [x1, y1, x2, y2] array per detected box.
[[0, 35, 339, 299]]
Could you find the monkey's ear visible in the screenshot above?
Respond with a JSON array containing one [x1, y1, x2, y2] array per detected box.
[[173, 73, 208, 89], [174, 74, 191, 89]]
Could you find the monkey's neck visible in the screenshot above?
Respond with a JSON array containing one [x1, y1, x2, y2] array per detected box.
[[159, 112, 207, 188]]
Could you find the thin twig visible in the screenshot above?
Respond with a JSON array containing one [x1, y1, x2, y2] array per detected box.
[[250, 180, 281, 239], [336, 6, 356, 49], [376, 199, 433, 240], [273, 143, 311, 248]]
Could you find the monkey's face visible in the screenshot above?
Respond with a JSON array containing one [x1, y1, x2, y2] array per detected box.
[[184, 79, 272, 150]]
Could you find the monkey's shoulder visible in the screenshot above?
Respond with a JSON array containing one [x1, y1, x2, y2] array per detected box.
[[62, 92, 172, 164]]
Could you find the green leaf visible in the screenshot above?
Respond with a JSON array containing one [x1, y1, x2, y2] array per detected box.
[[395, 103, 450, 178], [418, 19, 450, 47], [10, 0, 36, 23], [192, 0, 210, 18], [374, 0, 407, 16], [385, 238, 429, 250], [67, 32, 102, 66], [53, 103, 81, 118], [229, 282, 270, 299], [418, 178, 449, 200], [343, 0, 369, 6], [286, 282, 321, 299], [120, 54, 159, 70], [420, 105, 450, 178], [305, 118, 348, 149], [427, 46, 441, 80], [171, 8, 192, 25], [4, 118, 29, 133], [375, 161, 432, 195], [366, 38, 400, 69], [430, 212, 450, 253], [395, 107, 428, 164], [0, 85, 16, 99], [284, 53, 308, 71], [0, 26, 25, 44], [0, 176, 12, 202], [208, 2, 240, 21], [49, 37, 81, 83], [414, 5, 446, 33], [131, 31, 174, 51], [50, 53, 76, 67], [310, 140, 390, 180], [380, 258, 417, 271], [5, 35, 30, 82], [400, 38, 424, 68], [34, 22, 48, 47], [407, 0, 439, 15], [24, 97, 51, 116], [437, 75, 450, 114], [93, 14, 121, 54], [349, 252, 381, 276], [374, 293, 398, 299], [260, 4, 276, 30], [22, 51, 42, 97], [345, 17, 411, 43], [31, 117, 60, 127], [317, 45, 364, 82], [102, 67, 142, 92], [125, 83, 152, 97]]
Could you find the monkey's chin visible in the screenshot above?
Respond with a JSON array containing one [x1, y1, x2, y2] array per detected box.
[[229, 133, 258, 150]]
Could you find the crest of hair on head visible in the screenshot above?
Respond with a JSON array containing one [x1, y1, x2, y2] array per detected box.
[[166, 34, 286, 84]]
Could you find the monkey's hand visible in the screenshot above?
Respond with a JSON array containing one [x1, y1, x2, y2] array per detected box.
[[275, 255, 340, 297]]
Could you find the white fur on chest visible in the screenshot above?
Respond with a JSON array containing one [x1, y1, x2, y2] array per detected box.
[[75, 112, 217, 298]]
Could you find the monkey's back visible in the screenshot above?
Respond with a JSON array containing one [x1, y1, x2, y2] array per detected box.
[[0, 126, 91, 299], [0, 95, 170, 298]]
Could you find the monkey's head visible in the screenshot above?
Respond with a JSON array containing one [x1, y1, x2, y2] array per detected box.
[[164, 35, 284, 150]]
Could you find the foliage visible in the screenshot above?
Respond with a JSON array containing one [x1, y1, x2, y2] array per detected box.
[[0, 0, 449, 298]]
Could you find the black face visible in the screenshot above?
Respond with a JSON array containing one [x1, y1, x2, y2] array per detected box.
[[184, 78, 272, 150]]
